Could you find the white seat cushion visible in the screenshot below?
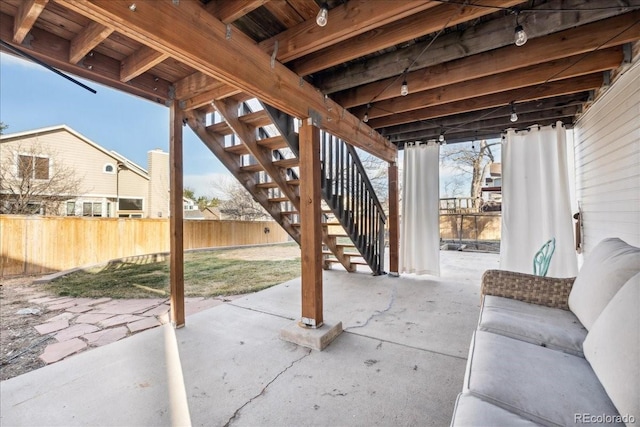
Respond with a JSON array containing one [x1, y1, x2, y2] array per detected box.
[[466, 330, 622, 426], [450, 393, 541, 426], [583, 273, 639, 424], [479, 296, 587, 356], [568, 238, 640, 330]]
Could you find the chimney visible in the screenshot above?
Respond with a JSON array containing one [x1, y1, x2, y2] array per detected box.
[[147, 149, 169, 218]]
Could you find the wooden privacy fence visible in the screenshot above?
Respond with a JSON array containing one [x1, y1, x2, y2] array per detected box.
[[0, 216, 289, 277], [440, 213, 501, 242]]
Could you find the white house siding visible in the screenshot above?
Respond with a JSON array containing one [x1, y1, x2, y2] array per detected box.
[[573, 61, 640, 257]]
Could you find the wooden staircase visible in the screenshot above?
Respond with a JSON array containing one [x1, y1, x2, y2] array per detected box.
[[184, 95, 385, 275]]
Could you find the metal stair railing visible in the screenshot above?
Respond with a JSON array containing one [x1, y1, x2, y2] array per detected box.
[[320, 131, 386, 275]]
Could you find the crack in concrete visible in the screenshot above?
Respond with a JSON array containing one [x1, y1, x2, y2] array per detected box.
[[345, 281, 397, 331], [223, 348, 312, 427]]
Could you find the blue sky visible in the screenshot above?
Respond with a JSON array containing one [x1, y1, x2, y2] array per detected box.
[[0, 53, 231, 198]]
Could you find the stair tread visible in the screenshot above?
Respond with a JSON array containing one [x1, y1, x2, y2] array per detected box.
[[258, 136, 288, 150], [240, 163, 263, 172], [273, 158, 299, 168], [224, 144, 249, 155], [268, 196, 290, 202], [324, 258, 369, 266], [256, 179, 300, 189]]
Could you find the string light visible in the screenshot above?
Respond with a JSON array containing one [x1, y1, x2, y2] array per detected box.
[[439, 128, 446, 144], [363, 103, 370, 122], [400, 80, 408, 96], [514, 11, 527, 46], [510, 102, 518, 122], [316, 3, 328, 27]]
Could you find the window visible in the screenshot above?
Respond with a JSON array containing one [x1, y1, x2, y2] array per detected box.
[[66, 201, 76, 216], [118, 198, 143, 211], [18, 155, 49, 180], [82, 202, 103, 217], [104, 163, 115, 173]]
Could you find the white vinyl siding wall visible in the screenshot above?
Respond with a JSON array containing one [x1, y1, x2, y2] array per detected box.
[[573, 61, 640, 256]]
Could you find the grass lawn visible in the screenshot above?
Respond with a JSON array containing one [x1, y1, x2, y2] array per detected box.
[[46, 243, 301, 299]]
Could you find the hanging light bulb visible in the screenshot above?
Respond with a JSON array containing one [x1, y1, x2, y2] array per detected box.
[[400, 80, 409, 96], [316, 3, 328, 27], [515, 24, 528, 46], [510, 102, 518, 122], [363, 112, 369, 123], [513, 11, 527, 46], [439, 130, 445, 144]]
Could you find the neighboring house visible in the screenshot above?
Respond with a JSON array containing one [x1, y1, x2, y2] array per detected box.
[[0, 125, 170, 218]]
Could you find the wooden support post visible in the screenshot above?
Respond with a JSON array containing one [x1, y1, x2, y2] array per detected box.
[[388, 162, 399, 276], [169, 100, 185, 328], [299, 119, 323, 327]]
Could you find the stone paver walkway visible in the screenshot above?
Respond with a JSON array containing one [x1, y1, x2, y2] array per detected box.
[[28, 296, 231, 364]]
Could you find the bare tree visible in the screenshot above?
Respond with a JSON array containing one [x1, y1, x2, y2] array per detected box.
[[0, 142, 83, 215], [213, 178, 269, 221], [440, 140, 498, 208]]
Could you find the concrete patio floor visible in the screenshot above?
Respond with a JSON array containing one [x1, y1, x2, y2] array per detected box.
[[0, 250, 499, 426]]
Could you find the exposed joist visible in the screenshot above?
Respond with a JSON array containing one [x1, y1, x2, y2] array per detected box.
[[263, 1, 308, 27], [391, 106, 581, 143], [258, 0, 435, 63], [0, 13, 171, 102], [356, 48, 622, 120], [182, 83, 241, 111], [383, 93, 589, 138], [69, 21, 113, 64], [56, 0, 396, 162], [120, 46, 168, 82], [205, 0, 267, 23], [289, 0, 524, 76], [13, 0, 49, 44], [317, 3, 640, 93], [284, 0, 319, 21], [336, 15, 640, 108], [369, 73, 604, 129]]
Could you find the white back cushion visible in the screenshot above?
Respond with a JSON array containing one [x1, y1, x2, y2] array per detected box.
[[583, 273, 639, 423], [568, 238, 640, 329]]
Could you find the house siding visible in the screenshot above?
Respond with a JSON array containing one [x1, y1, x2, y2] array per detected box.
[[1, 127, 156, 217], [573, 61, 640, 256]]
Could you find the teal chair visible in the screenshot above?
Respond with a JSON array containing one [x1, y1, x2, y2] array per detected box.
[[533, 238, 556, 277]]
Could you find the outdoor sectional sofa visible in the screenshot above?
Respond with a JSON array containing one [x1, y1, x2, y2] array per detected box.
[[450, 237, 639, 426]]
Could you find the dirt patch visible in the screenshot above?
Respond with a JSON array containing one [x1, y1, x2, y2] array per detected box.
[[0, 276, 55, 381]]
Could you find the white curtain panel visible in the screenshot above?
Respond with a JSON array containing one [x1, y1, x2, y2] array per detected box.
[[501, 122, 578, 277], [400, 142, 440, 276]]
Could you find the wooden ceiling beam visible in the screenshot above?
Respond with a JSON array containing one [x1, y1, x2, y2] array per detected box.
[[336, 13, 640, 109], [56, 0, 396, 162], [382, 93, 589, 137], [0, 13, 170, 103], [355, 48, 622, 120], [69, 21, 113, 64], [289, 0, 524, 77], [205, 0, 268, 24], [389, 106, 581, 143], [368, 73, 604, 129], [318, 1, 639, 94], [263, 1, 307, 27], [182, 83, 241, 111], [13, 0, 49, 44], [283, 0, 319, 21], [259, 0, 436, 63], [120, 46, 168, 82]]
